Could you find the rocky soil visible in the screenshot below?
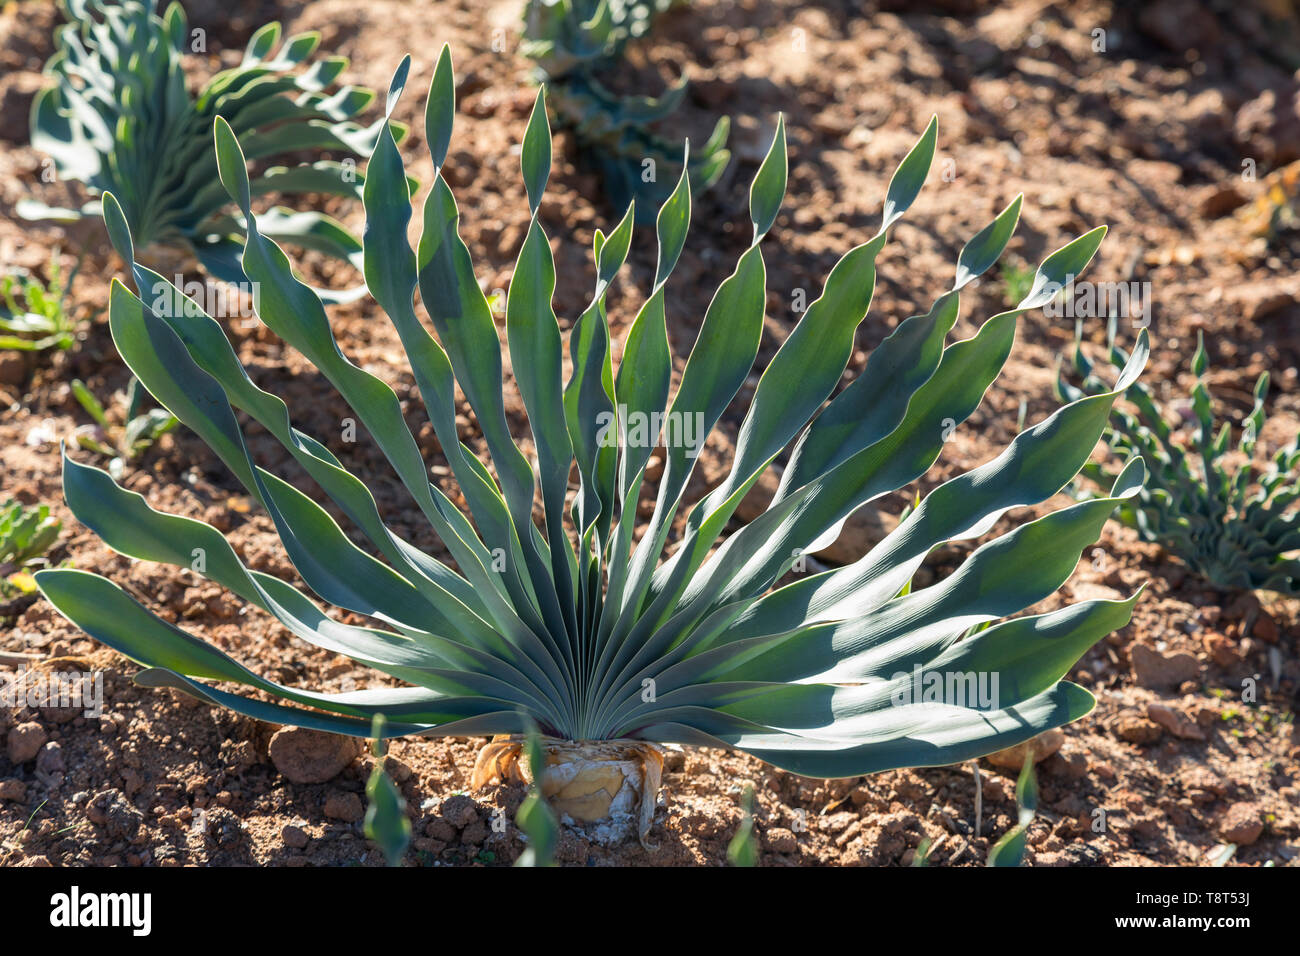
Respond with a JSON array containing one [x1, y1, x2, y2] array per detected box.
[[1, 0, 1298, 866]]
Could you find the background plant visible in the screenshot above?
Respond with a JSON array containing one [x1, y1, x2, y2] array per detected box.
[[71, 375, 178, 480], [986, 753, 1037, 867], [37, 52, 1147, 840], [22, 0, 396, 300], [1, 501, 62, 599], [0, 253, 84, 354], [1059, 326, 1299, 595], [520, 0, 729, 218], [363, 714, 412, 866]]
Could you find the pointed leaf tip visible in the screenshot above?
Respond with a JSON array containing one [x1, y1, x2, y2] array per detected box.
[[386, 55, 412, 117], [427, 44, 456, 170], [521, 88, 552, 215], [101, 192, 135, 265], [749, 114, 787, 241], [212, 116, 252, 212]]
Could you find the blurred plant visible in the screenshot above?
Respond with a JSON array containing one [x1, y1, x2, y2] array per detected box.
[[726, 782, 758, 867], [0, 253, 84, 353], [364, 714, 412, 866], [1059, 325, 1299, 595], [0, 501, 61, 599], [515, 725, 558, 867], [999, 259, 1034, 308], [520, 0, 729, 218], [986, 752, 1037, 867], [71, 376, 178, 480], [22, 0, 398, 301]]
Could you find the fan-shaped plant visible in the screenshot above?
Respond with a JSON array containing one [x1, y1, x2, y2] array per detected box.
[[21, 0, 395, 300], [37, 51, 1148, 847], [1059, 328, 1299, 594], [521, 0, 729, 218]]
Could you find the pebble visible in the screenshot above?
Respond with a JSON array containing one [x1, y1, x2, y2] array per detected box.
[[985, 729, 1064, 769], [323, 792, 364, 823], [1116, 712, 1164, 745], [268, 726, 361, 784], [1146, 703, 1206, 741], [1129, 644, 1201, 690], [1219, 803, 1264, 846], [6, 722, 47, 764], [0, 779, 27, 802], [281, 824, 310, 849], [765, 826, 799, 854], [440, 793, 479, 830]]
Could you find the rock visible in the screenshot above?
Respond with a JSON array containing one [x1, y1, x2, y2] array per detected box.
[[985, 729, 1064, 770], [1129, 643, 1200, 690], [1204, 632, 1243, 669], [1219, 803, 1263, 846], [1252, 611, 1278, 643], [1116, 712, 1164, 744], [663, 745, 686, 774], [439, 793, 480, 830], [268, 726, 360, 784], [764, 826, 799, 854], [0, 70, 41, 142], [102, 792, 143, 841], [1235, 87, 1300, 167], [35, 741, 64, 776], [0, 779, 26, 802], [6, 721, 47, 764], [0, 352, 26, 387], [1146, 703, 1207, 741], [1137, 0, 1221, 52], [1199, 184, 1246, 219], [281, 824, 309, 849], [424, 818, 456, 842], [460, 821, 489, 846], [323, 791, 364, 823]]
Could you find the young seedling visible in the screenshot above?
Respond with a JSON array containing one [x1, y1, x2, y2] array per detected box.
[[71, 376, 178, 481], [0, 253, 84, 354]]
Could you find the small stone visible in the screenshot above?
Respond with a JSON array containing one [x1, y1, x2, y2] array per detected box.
[[985, 729, 1064, 769], [1129, 643, 1200, 690], [0, 779, 27, 802], [1252, 612, 1278, 643], [100, 791, 143, 841], [765, 826, 799, 854], [1116, 711, 1164, 744], [1204, 633, 1243, 669], [35, 741, 65, 776], [425, 818, 456, 842], [460, 821, 489, 846], [6, 722, 47, 764], [1199, 185, 1246, 219], [281, 824, 310, 849], [1146, 703, 1206, 741], [662, 746, 686, 773], [268, 726, 361, 784], [323, 792, 364, 823], [440, 793, 479, 829], [1219, 803, 1263, 846]]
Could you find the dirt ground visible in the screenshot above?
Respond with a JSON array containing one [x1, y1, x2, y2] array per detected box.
[[1, 0, 1298, 866]]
